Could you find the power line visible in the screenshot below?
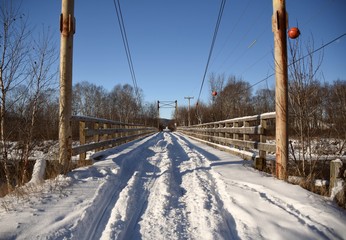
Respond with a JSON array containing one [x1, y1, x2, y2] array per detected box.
[[211, 0, 251, 65], [216, 5, 267, 73], [289, 32, 346, 67], [197, 0, 226, 104], [240, 32, 346, 85], [235, 32, 346, 96], [112, 0, 141, 103]]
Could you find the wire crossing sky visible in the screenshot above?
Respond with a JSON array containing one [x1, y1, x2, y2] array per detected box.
[[21, 0, 346, 119], [197, 0, 226, 104], [112, 0, 141, 104]]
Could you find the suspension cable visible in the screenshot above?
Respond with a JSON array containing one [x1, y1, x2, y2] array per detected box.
[[196, 0, 226, 104], [112, 0, 141, 103]]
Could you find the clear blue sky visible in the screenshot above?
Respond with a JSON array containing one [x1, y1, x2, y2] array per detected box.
[[22, 0, 346, 119]]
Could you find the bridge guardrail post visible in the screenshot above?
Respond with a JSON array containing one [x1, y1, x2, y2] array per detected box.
[[256, 118, 267, 170], [93, 122, 100, 151], [111, 123, 116, 147], [219, 122, 224, 144], [101, 123, 108, 150], [243, 120, 250, 151], [329, 159, 344, 197], [233, 121, 239, 149], [79, 120, 86, 161]]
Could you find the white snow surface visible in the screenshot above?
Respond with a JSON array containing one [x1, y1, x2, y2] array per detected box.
[[0, 132, 345, 240]]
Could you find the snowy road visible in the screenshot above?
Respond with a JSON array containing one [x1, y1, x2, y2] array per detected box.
[[0, 132, 345, 239]]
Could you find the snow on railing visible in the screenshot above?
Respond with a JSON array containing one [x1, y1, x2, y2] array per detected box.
[[177, 112, 276, 170], [71, 115, 157, 160]]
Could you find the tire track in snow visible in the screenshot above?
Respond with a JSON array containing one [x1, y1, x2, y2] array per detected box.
[[137, 132, 191, 239], [173, 133, 239, 240], [100, 132, 237, 239], [65, 134, 162, 240], [57, 132, 251, 239], [100, 132, 188, 239]]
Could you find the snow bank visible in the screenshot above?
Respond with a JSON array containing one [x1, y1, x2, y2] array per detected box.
[[330, 179, 345, 200], [28, 159, 46, 185]]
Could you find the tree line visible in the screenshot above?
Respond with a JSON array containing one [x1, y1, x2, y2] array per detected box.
[[176, 74, 345, 141]]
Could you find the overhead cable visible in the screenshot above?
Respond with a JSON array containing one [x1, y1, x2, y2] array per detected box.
[[289, 32, 346, 67], [112, 0, 141, 103], [197, 0, 226, 104], [236, 32, 346, 96], [212, 0, 251, 64]]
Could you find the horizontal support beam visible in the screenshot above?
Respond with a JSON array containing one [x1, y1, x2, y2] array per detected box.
[[192, 112, 276, 128], [71, 115, 145, 127], [182, 126, 264, 135], [179, 131, 275, 153], [72, 131, 155, 156], [85, 127, 156, 137]]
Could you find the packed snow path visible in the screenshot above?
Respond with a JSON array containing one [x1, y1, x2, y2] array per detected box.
[[1, 132, 345, 239]]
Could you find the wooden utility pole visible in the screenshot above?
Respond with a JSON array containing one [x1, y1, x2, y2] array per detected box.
[[184, 96, 194, 126], [175, 100, 178, 120], [157, 101, 160, 130], [272, 0, 289, 180], [59, 0, 75, 172]]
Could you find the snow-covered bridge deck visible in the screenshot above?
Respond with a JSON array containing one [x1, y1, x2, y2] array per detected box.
[[1, 132, 345, 239]]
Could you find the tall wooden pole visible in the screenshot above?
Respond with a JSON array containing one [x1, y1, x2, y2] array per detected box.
[[272, 0, 288, 180], [157, 101, 160, 130], [59, 0, 75, 171], [184, 96, 194, 126], [175, 100, 178, 120]]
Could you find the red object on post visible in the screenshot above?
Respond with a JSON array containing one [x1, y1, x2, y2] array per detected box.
[[212, 91, 217, 96], [288, 27, 300, 39]]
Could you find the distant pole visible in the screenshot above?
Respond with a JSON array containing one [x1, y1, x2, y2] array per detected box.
[[184, 96, 194, 126], [157, 101, 160, 130], [175, 100, 178, 121], [272, 0, 288, 180], [59, 0, 75, 172]]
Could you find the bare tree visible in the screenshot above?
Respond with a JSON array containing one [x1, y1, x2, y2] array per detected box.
[[72, 81, 107, 117], [288, 36, 324, 178], [193, 101, 209, 124], [176, 105, 188, 126], [109, 84, 140, 123], [325, 80, 346, 154], [20, 28, 58, 184], [252, 88, 275, 114], [209, 73, 225, 121], [215, 75, 253, 119], [0, 1, 29, 191], [141, 101, 158, 127]]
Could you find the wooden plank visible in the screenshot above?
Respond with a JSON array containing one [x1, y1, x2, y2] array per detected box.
[[72, 130, 156, 156], [85, 127, 155, 137], [189, 112, 275, 128], [71, 115, 145, 127], [185, 126, 264, 135], [179, 131, 275, 153]]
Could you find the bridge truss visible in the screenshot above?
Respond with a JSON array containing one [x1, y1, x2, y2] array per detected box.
[[157, 100, 177, 129]]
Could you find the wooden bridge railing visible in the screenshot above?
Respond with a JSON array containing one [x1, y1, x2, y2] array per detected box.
[[71, 116, 157, 160], [177, 112, 276, 170]]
